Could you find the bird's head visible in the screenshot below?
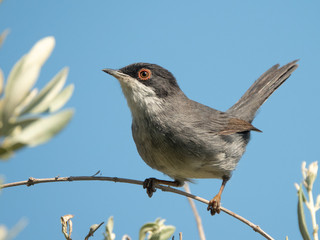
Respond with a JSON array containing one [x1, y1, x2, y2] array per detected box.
[[103, 63, 183, 116]]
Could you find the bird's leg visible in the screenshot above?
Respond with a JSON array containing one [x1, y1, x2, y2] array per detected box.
[[207, 176, 229, 215], [143, 178, 183, 197]]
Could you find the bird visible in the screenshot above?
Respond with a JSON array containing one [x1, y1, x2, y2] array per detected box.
[[103, 60, 298, 215]]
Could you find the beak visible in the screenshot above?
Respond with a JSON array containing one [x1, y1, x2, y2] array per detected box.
[[102, 68, 129, 80]]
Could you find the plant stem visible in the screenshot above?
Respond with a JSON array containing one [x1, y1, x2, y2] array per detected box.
[[308, 189, 319, 240], [184, 183, 206, 240]]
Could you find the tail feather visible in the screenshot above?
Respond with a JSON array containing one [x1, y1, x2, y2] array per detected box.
[[227, 60, 299, 122]]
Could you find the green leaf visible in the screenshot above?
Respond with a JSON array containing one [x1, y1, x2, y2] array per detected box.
[[121, 235, 131, 240], [139, 223, 157, 240], [2, 37, 55, 123], [0, 29, 9, 48], [3, 109, 73, 147], [0, 141, 26, 160], [149, 232, 160, 240], [149, 226, 175, 240], [0, 68, 4, 96], [298, 185, 311, 240], [105, 217, 115, 240], [2, 55, 26, 123], [20, 67, 68, 115], [6, 117, 40, 135], [139, 219, 175, 240], [4, 218, 28, 239], [157, 226, 175, 240], [12, 89, 38, 117], [0, 225, 8, 239], [0, 147, 15, 160], [106, 216, 114, 234], [0, 99, 3, 128], [49, 84, 74, 113]]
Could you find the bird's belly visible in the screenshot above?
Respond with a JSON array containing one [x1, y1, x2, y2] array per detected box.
[[132, 121, 249, 181], [136, 145, 240, 180]]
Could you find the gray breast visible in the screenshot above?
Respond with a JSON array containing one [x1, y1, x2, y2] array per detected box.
[[131, 114, 250, 181]]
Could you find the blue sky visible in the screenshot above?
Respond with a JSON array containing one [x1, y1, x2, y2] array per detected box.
[[1, 1, 320, 239]]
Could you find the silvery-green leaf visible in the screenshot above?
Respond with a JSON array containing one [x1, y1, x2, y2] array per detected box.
[[297, 185, 311, 240], [106, 216, 114, 233], [0, 147, 15, 160], [139, 223, 157, 240], [105, 216, 116, 240], [13, 88, 38, 117], [9, 117, 40, 130], [0, 68, 4, 96], [0, 225, 8, 239], [49, 84, 74, 113], [0, 142, 26, 160], [305, 162, 318, 191], [157, 226, 175, 240], [149, 232, 160, 240], [157, 219, 165, 226], [8, 218, 28, 240], [0, 99, 4, 129], [0, 116, 39, 138], [3, 56, 26, 113], [0, 29, 9, 48], [121, 235, 131, 240], [316, 195, 320, 211], [3, 37, 55, 123], [21, 67, 68, 114], [3, 109, 73, 147]]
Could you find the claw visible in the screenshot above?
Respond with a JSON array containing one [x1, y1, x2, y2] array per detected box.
[[143, 178, 157, 197], [143, 178, 184, 198], [207, 195, 221, 215]]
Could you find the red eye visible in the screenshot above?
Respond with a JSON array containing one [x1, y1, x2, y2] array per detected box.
[[138, 68, 151, 80]]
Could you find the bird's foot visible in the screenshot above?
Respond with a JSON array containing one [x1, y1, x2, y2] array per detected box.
[[143, 178, 157, 198], [207, 194, 221, 215], [143, 178, 183, 197]]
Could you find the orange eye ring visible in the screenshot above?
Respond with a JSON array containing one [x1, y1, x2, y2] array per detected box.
[[138, 68, 151, 80]]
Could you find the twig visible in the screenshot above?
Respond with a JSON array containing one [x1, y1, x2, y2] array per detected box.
[[184, 183, 206, 240], [84, 222, 104, 240], [1, 175, 274, 240]]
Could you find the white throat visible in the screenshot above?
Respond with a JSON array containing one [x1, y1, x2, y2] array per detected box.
[[118, 77, 164, 120]]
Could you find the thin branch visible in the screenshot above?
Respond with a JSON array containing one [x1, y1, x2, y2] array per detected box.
[[1, 175, 274, 240], [84, 222, 104, 240], [184, 183, 206, 240]]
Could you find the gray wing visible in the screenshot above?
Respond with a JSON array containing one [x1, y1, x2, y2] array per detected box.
[[172, 98, 261, 136]]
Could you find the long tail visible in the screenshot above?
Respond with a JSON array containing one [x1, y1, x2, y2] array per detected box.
[[227, 60, 299, 122]]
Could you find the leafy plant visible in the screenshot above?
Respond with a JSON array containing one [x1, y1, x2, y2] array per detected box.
[[0, 36, 74, 159], [138, 218, 175, 240], [60, 215, 175, 240], [295, 161, 319, 240], [103, 217, 175, 240], [0, 218, 28, 240]]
